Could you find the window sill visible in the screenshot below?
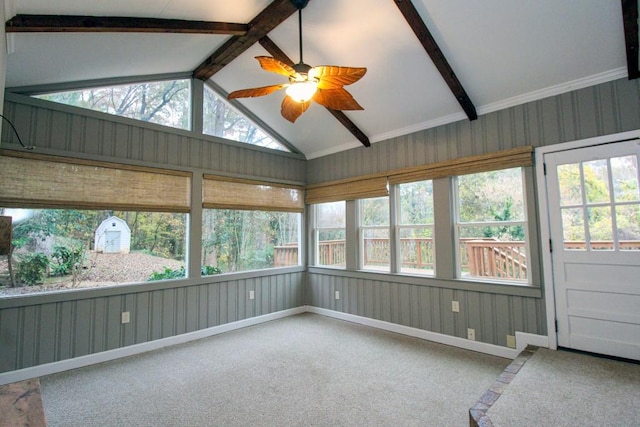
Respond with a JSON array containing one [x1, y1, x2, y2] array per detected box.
[[0, 266, 306, 309]]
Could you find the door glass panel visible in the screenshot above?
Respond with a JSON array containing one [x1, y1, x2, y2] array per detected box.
[[616, 204, 640, 251], [557, 163, 582, 206], [611, 156, 640, 202], [562, 207, 585, 250], [583, 159, 610, 204], [587, 206, 613, 250]]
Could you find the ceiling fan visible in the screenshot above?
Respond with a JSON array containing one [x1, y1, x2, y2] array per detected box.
[[227, 0, 367, 123]]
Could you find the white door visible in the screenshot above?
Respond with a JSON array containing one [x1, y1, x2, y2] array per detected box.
[[105, 230, 121, 253], [544, 139, 640, 360]]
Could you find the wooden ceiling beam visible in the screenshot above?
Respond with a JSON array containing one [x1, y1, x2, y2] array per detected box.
[[393, 0, 477, 120], [259, 36, 371, 148], [5, 14, 248, 35], [193, 0, 302, 80], [621, 0, 639, 80]]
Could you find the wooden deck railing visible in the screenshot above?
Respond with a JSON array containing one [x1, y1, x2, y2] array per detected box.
[[274, 239, 640, 280], [464, 240, 527, 280], [273, 243, 299, 267]]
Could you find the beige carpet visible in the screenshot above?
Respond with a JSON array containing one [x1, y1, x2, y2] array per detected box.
[[39, 313, 508, 426], [487, 348, 640, 426]]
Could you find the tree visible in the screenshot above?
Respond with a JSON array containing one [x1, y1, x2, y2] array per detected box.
[[38, 80, 190, 130], [203, 87, 284, 150], [2, 209, 54, 287]]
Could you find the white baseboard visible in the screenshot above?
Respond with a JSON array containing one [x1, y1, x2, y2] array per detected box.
[[0, 306, 306, 386], [0, 305, 548, 386], [307, 307, 521, 359], [515, 331, 550, 352]]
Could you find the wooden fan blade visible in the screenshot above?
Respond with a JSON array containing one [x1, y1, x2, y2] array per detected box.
[[256, 56, 296, 77], [312, 87, 364, 111], [227, 84, 288, 100], [314, 66, 367, 90], [281, 96, 311, 123]]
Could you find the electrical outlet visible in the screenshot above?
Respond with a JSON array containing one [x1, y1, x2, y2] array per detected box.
[[467, 328, 476, 341], [249, 290, 255, 300], [121, 311, 130, 324], [335, 290, 340, 300], [506, 335, 517, 349], [452, 301, 460, 312]]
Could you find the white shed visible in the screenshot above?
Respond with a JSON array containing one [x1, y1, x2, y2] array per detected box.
[[94, 216, 131, 254]]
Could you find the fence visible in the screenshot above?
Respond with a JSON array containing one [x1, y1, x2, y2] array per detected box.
[[274, 238, 640, 281]]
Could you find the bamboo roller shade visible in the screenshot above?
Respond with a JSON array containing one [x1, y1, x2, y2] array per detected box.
[[0, 150, 191, 212], [305, 176, 388, 205], [305, 146, 533, 204], [203, 175, 304, 212], [388, 146, 534, 185]]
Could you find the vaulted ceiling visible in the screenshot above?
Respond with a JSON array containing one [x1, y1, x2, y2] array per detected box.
[[3, 0, 638, 159]]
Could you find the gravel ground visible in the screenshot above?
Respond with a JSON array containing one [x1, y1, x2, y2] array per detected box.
[[0, 252, 184, 296]]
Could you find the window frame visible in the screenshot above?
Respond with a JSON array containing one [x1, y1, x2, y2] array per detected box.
[[395, 179, 436, 277], [358, 196, 391, 272], [313, 201, 346, 269], [33, 78, 192, 131], [201, 208, 302, 275], [202, 84, 291, 152], [453, 167, 531, 284], [310, 161, 539, 288]]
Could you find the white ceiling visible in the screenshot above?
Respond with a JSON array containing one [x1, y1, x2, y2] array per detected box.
[[4, 0, 629, 159]]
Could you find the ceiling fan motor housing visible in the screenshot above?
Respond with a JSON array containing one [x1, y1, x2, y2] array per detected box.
[[290, 0, 310, 10], [292, 62, 313, 75]]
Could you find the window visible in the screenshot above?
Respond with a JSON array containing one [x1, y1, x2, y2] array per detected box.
[[202, 209, 300, 273], [203, 86, 290, 151], [397, 180, 435, 275], [456, 168, 528, 282], [309, 147, 533, 284], [35, 79, 191, 130], [0, 151, 192, 297], [360, 196, 390, 271], [314, 201, 346, 268], [0, 208, 187, 296], [201, 175, 303, 274], [557, 155, 640, 251]]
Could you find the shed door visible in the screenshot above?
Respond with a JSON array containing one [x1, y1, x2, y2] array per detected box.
[[544, 139, 640, 360], [105, 231, 121, 253]]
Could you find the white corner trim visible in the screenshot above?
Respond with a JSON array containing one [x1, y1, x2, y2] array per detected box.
[[515, 332, 549, 353], [0, 306, 306, 386], [307, 306, 520, 359]]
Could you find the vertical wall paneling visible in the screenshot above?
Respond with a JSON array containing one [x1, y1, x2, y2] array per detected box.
[[20, 305, 37, 369], [73, 299, 92, 358], [0, 308, 18, 372], [135, 292, 151, 344], [308, 271, 545, 347], [0, 271, 305, 374], [2, 93, 306, 184], [303, 77, 639, 349]]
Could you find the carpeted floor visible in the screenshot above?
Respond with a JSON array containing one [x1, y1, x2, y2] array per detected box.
[[39, 313, 509, 426], [487, 347, 640, 426]]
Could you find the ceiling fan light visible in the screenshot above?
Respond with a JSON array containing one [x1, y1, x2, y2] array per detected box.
[[286, 80, 318, 103]]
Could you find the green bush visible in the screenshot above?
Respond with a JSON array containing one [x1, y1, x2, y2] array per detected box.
[[147, 265, 222, 281], [148, 266, 186, 281], [50, 245, 83, 277], [17, 253, 49, 286], [201, 265, 222, 276]]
